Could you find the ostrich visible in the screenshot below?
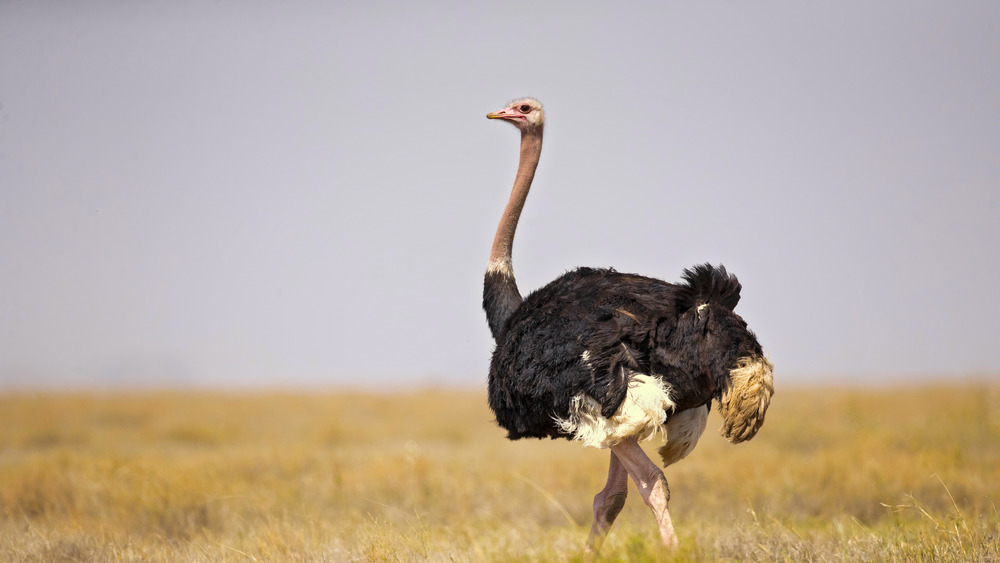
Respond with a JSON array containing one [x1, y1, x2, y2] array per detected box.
[[483, 97, 774, 551]]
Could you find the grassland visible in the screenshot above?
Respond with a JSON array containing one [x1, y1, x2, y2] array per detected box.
[[1, 382, 998, 562]]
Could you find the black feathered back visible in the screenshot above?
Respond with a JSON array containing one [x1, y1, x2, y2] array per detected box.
[[487, 264, 766, 441]]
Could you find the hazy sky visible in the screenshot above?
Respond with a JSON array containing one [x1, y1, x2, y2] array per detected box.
[[1, 1, 998, 389]]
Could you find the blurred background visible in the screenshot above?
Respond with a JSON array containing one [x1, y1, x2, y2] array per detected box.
[[1, 1, 998, 390]]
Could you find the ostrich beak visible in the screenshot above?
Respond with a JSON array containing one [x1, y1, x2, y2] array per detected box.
[[486, 111, 504, 119]]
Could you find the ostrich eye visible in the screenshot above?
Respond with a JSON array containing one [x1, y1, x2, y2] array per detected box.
[[519, 104, 531, 113]]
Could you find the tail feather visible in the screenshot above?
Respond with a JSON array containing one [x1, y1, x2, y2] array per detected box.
[[719, 355, 774, 443], [681, 263, 742, 311], [657, 405, 709, 467]]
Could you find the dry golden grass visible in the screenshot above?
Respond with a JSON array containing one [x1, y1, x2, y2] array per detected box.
[[1, 382, 998, 561]]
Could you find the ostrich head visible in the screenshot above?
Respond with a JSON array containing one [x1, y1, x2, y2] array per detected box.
[[487, 97, 545, 132]]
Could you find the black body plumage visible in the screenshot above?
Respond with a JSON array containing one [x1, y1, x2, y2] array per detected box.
[[483, 270, 522, 340], [486, 263, 765, 441]]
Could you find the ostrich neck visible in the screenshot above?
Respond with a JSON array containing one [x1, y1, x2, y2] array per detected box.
[[488, 130, 543, 274], [483, 128, 542, 339]]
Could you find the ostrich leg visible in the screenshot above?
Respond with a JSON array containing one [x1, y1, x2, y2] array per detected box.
[[585, 451, 629, 553], [610, 437, 678, 548]]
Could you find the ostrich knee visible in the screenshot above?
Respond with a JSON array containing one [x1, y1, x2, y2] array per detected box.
[[587, 490, 627, 554], [587, 452, 630, 552], [592, 489, 627, 532]]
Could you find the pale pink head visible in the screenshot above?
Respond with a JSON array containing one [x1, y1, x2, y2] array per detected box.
[[486, 97, 545, 132]]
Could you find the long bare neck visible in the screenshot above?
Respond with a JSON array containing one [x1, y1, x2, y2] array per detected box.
[[483, 127, 543, 339]]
